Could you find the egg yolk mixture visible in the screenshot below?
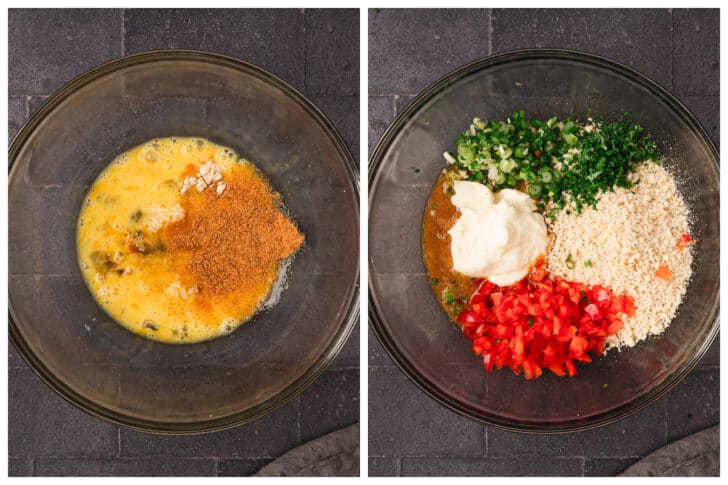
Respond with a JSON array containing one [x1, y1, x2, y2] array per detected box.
[[77, 137, 304, 343]]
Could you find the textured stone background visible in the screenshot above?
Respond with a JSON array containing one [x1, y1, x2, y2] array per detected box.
[[368, 8, 719, 477], [8, 8, 359, 477]]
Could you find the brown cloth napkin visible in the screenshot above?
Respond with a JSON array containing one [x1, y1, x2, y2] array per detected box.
[[255, 423, 359, 477], [620, 425, 719, 476]]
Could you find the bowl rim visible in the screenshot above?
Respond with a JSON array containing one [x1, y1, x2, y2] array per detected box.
[[368, 47, 720, 434], [9, 49, 360, 435]]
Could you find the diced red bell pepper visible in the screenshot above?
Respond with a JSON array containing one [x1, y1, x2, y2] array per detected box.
[[454, 265, 634, 380]]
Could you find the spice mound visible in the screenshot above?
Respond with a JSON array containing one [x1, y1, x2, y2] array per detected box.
[[164, 163, 304, 297]]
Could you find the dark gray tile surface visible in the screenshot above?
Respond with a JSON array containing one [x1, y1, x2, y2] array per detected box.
[[305, 9, 359, 95], [681, 95, 721, 149], [8, 9, 123, 95], [123, 9, 306, 92], [491, 9, 674, 89], [369, 9, 491, 95], [673, 9, 720, 96], [9, 368, 120, 459], [311, 94, 361, 165], [8, 95, 25, 141], [665, 368, 720, 442], [8, 458, 34, 477], [368, 8, 719, 477], [583, 457, 640, 476], [300, 369, 360, 443], [34, 457, 218, 476], [697, 331, 720, 367], [216, 458, 274, 476], [9, 8, 359, 477], [369, 367, 486, 457], [401, 456, 585, 476], [486, 400, 668, 458], [368, 95, 394, 152], [118, 403, 300, 458], [368, 457, 398, 476]]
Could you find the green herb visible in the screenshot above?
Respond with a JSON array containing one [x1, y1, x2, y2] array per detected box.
[[431, 277, 440, 286], [565, 253, 576, 270], [584, 260, 593, 267], [446, 112, 657, 216], [528, 317, 535, 326], [443, 291, 456, 305], [452, 303, 463, 315]]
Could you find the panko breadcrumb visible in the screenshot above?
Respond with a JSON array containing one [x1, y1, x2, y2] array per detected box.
[[547, 163, 693, 350]]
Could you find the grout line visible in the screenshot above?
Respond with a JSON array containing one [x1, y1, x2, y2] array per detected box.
[[302, 8, 307, 94], [214, 457, 219, 476], [670, 8, 675, 91], [23, 455, 255, 460], [296, 395, 302, 445], [580, 456, 586, 476], [10, 93, 51, 98], [308, 92, 358, 98], [483, 426, 488, 456], [396, 456, 402, 476], [120, 8, 125, 56], [30, 457, 35, 477], [24, 95, 30, 118], [664, 396, 669, 445], [488, 9, 493, 55], [117, 427, 122, 457], [326, 365, 360, 370]]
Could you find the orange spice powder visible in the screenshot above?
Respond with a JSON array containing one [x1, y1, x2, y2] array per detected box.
[[162, 163, 304, 296]]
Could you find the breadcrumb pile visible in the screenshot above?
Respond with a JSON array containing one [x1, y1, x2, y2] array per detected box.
[[547, 163, 693, 349]]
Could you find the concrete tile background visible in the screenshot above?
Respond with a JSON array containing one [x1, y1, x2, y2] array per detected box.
[[8, 8, 359, 477], [368, 8, 719, 477]]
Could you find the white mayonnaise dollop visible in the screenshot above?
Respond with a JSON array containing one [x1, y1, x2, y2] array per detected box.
[[448, 181, 548, 286]]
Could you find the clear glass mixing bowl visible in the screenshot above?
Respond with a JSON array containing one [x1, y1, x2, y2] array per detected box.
[[9, 50, 359, 433], [369, 49, 719, 432]]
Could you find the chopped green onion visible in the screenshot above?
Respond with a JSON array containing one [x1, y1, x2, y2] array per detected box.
[[443, 291, 456, 305], [584, 260, 593, 267], [563, 133, 578, 146], [565, 253, 576, 270], [539, 168, 553, 183], [527, 183, 542, 198], [431, 277, 440, 285]]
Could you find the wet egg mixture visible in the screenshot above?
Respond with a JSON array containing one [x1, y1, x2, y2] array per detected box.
[[77, 137, 304, 343]]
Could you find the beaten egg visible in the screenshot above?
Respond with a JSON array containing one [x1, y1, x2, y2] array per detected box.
[[77, 137, 282, 343]]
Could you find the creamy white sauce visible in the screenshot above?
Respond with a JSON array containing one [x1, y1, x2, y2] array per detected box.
[[448, 181, 548, 286]]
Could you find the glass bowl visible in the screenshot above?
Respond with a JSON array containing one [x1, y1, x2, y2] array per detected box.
[[9, 50, 359, 434], [369, 49, 719, 433]]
